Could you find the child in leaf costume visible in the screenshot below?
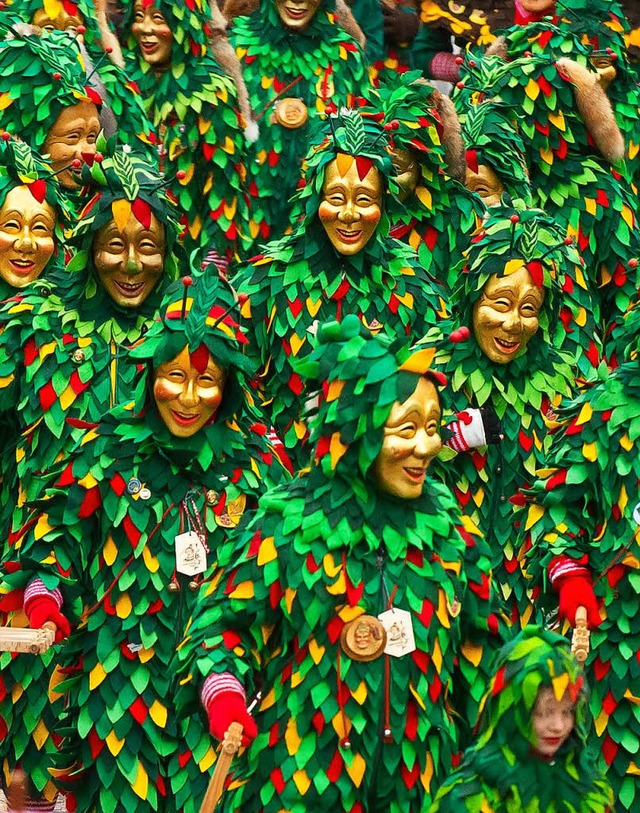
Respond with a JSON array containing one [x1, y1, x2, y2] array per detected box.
[[454, 23, 640, 366], [369, 72, 484, 295], [224, 0, 370, 253], [423, 206, 581, 627], [6, 272, 285, 813], [122, 0, 251, 268], [174, 314, 504, 812], [0, 149, 182, 810], [430, 626, 613, 813], [234, 109, 447, 463], [522, 303, 640, 811]]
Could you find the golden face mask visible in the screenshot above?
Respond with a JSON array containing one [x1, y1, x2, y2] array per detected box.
[[32, 6, 84, 34], [153, 346, 227, 438], [519, 0, 555, 12], [92, 207, 165, 308], [372, 378, 442, 501], [275, 0, 321, 31], [43, 101, 100, 190], [472, 266, 545, 364], [392, 148, 420, 202], [0, 185, 56, 288], [318, 155, 383, 256], [465, 163, 505, 208], [131, 0, 173, 71]]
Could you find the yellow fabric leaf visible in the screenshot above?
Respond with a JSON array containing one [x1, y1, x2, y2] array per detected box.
[[34, 514, 53, 540], [229, 580, 254, 599], [525, 502, 544, 530], [504, 259, 525, 276], [415, 185, 432, 209], [32, 719, 49, 750], [420, 752, 434, 792], [525, 78, 540, 100], [257, 536, 277, 566], [582, 442, 597, 462], [435, 589, 450, 629], [78, 471, 99, 490], [460, 640, 483, 667], [431, 637, 443, 673], [106, 729, 125, 756], [552, 672, 570, 701], [618, 483, 629, 513], [584, 197, 597, 216], [576, 402, 593, 425], [116, 592, 132, 619], [103, 535, 118, 567], [285, 718, 302, 755], [323, 553, 341, 577], [149, 699, 168, 728], [329, 432, 348, 470], [327, 379, 344, 402], [44, 0, 64, 18], [594, 707, 609, 737], [620, 433, 633, 452], [289, 332, 306, 357], [111, 199, 132, 233], [139, 646, 154, 663], [198, 745, 216, 773], [622, 204, 635, 230], [293, 769, 312, 795], [339, 605, 364, 622], [284, 587, 296, 614], [305, 296, 322, 317], [188, 214, 202, 240], [132, 761, 149, 800], [309, 638, 325, 664], [345, 752, 366, 787], [89, 662, 107, 690], [336, 153, 354, 176], [0, 93, 13, 111], [548, 110, 565, 131], [539, 146, 553, 165], [142, 545, 160, 573], [352, 680, 367, 705], [326, 568, 346, 595], [11, 682, 23, 702]]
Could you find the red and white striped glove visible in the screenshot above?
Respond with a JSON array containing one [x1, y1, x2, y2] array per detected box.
[[549, 555, 601, 628], [24, 579, 70, 642], [202, 672, 257, 747]]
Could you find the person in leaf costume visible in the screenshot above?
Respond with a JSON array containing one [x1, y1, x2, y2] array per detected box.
[[422, 205, 582, 628], [174, 313, 504, 812], [0, 148, 182, 811], [234, 108, 448, 465], [368, 72, 484, 296], [0, 16, 102, 203], [7, 0, 157, 159], [521, 303, 640, 811], [121, 0, 252, 269], [223, 0, 370, 254], [461, 99, 533, 208], [453, 22, 640, 367], [430, 626, 613, 813], [5, 272, 286, 813]]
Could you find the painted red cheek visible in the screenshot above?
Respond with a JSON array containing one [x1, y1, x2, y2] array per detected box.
[[318, 203, 335, 222], [361, 209, 381, 223], [153, 382, 178, 402]]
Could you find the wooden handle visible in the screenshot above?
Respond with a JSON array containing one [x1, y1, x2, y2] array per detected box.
[[92, 0, 125, 68], [199, 722, 243, 813], [571, 606, 590, 664]]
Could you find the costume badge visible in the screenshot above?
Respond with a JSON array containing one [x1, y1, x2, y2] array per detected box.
[[215, 494, 247, 528], [340, 615, 387, 662], [633, 501, 640, 526], [378, 608, 416, 658], [175, 531, 207, 576], [273, 98, 308, 129]]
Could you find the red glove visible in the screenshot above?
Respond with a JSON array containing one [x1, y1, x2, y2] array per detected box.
[[25, 596, 71, 642], [207, 692, 258, 748], [556, 575, 601, 628]]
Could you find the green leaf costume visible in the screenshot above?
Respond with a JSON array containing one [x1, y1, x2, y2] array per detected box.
[[368, 72, 485, 295], [122, 0, 251, 267], [234, 109, 448, 462], [522, 305, 640, 811], [422, 206, 579, 626], [226, 0, 370, 254], [430, 626, 613, 813], [4, 271, 286, 813], [0, 149, 182, 803], [174, 315, 504, 812], [453, 23, 640, 365]]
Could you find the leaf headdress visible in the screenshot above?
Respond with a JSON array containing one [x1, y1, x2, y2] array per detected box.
[[295, 314, 444, 480], [0, 15, 102, 150], [129, 271, 256, 423], [290, 109, 398, 236], [0, 134, 72, 235], [462, 99, 533, 206], [67, 144, 183, 281]]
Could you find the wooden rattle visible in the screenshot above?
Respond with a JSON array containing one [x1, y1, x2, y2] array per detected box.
[[571, 606, 590, 664], [0, 621, 56, 654], [198, 722, 244, 813]]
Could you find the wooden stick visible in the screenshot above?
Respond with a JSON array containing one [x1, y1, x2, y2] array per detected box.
[[0, 623, 55, 654], [571, 606, 590, 664], [199, 723, 243, 813], [93, 0, 125, 68]]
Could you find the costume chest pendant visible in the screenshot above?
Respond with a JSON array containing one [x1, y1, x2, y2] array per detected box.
[[175, 531, 207, 576], [378, 608, 416, 658]]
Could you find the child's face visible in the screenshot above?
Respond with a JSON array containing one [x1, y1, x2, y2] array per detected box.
[[531, 686, 575, 758]]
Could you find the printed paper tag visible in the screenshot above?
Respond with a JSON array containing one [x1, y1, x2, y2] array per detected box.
[[175, 531, 207, 576], [378, 608, 416, 658]]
